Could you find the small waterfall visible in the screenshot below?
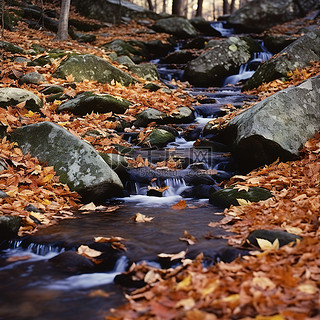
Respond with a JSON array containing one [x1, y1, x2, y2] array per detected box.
[[210, 21, 234, 37], [163, 178, 189, 196], [47, 256, 128, 290], [4, 239, 65, 256], [223, 48, 273, 86]]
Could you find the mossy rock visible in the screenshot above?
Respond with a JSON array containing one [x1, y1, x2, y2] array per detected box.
[[56, 92, 131, 115], [31, 43, 47, 53], [143, 128, 175, 148], [102, 39, 147, 63], [209, 186, 273, 207], [53, 54, 138, 87], [40, 85, 65, 95], [0, 40, 26, 54]]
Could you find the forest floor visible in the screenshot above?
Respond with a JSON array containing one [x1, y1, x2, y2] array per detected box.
[[0, 2, 319, 319]]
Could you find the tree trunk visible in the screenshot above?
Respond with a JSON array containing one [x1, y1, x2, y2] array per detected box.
[[230, 0, 236, 13], [212, 0, 216, 20], [223, 0, 229, 15], [146, 0, 154, 11], [162, 0, 166, 13], [1, 0, 5, 39], [172, 0, 182, 16], [195, 0, 203, 17], [54, 0, 71, 41]]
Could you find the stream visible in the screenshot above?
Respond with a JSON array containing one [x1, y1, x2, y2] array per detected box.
[[0, 22, 272, 320]]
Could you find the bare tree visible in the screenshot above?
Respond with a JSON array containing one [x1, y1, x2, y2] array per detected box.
[[146, 0, 154, 11], [1, 0, 5, 39], [54, 0, 71, 41], [223, 0, 229, 15], [195, 0, 203, 17], [162, 0, 167, 13], [172, 0, 183, 16], [230, 0, 236, 13]]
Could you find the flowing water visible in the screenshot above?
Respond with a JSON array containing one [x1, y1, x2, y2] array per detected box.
[[0, 23, 269, 320]]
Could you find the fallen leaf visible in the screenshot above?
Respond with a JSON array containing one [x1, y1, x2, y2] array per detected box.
[[79, 202, 96, 211], [88, 289, 111, 298], [256, 238, 279, 251], [176, 298, 195, 310], [77, 245, 102, 258], [171, 199, 187, 210], [236, 198, 252, 206], [158, 250, 186, 261], [131, 212, 154, 223], [6, 255, 32, 262]]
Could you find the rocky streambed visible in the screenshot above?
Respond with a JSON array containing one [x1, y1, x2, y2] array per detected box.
[[1, 2, 320, 319]]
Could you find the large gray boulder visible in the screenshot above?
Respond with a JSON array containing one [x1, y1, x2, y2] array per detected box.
[[243, 29, 320, 90], [227, 0, 320, 33], [73, 0, 159, 24], [56, 92, 131, 115], [53, 54, 138, 87], [152, 17, 198, 38], [220, 76, 320, 172], [0, 87, 43, 112], [11, 122, 123, 202], [184, 36, 258, 87]]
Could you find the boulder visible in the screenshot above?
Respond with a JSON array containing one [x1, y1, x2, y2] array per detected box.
[[247, 229, 302, 248], [221, 76, 320, 172], [243, 29, 320, 90], [128, 63, 159, 81], [49, 251, 95, 274], [162, 50, 197, 64], [73, 0, 159, 23], [227, 0, 320, 33], [134, 107, 194, 127], [53, 54, 138, 87], [103, 39, 147, 63], [0, 215, 22, 240], [263, 34, 298, 54], [190, 17, 222, 37], [0, 124, 7, 139], [19, 72, 46, 85], [184, 36, 257, 87], [152, 17, 198, 38], [70, 32, 96, 43], [56, 92, 131, 115], [209, 186, 273, 208], [0, 87, 43, 112], [143, 128, 175, 148], [11, 121, 123, 202], [0, 40, 26, 54]]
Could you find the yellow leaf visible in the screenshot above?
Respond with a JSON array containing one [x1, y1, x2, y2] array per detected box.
[[176, 298, 195, 310], [42, 199, 52, 205], [131, 212, 154, 223], [25, 110, 35, 118], [77, 245, 102, 258], [234, 184, 249, 192], [298, 282, 318, 294], [236, 198, 251, 206], [42, 173, 54, 183], [202, 279, 219, 296], [176, 274, 191, 290], [256, 238, 279, 251], [222, 294, 240, 302], [255, 315, 285, 320]]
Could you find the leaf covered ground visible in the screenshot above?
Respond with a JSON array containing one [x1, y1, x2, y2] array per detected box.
[[0, 2, 319, 319]]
